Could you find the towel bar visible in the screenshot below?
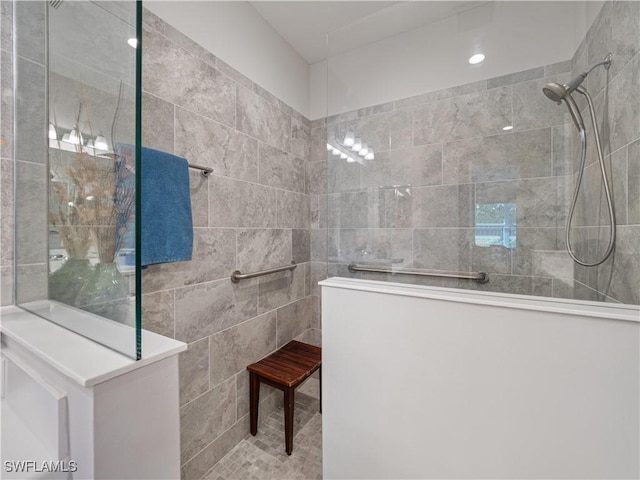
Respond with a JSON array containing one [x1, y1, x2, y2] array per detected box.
[[188, 163, 213, 177], [231, 262, 297, 283]]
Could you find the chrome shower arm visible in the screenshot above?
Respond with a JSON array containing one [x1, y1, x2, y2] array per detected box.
[[583, 52, 613, 76]]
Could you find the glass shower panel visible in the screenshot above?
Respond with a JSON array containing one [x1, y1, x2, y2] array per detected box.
[[14, 0, 141, 358], [325, 1, 640, 305]]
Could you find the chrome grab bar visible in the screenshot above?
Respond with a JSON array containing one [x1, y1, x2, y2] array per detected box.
[[188, 163, 213, 177], [231, 261, 297, 283], [348, 263, 489, 284]]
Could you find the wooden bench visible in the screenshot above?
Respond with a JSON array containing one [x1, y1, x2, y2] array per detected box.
[[247, 340, 322, 455]]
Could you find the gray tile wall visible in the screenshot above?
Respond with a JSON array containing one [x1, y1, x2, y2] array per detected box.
[[319, 1, 640, 306], [570, 1, 640, 304], [1, 0, 49, 306], [0, 1, 14, 306], [141, 10, 318, 480]]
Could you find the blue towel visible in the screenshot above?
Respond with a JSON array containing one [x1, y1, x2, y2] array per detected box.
[[138, 146, 194, 267]]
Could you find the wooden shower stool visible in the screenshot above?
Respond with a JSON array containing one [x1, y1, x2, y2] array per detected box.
[[247, 340, 322, 455]]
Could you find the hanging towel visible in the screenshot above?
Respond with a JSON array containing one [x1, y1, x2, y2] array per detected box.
[[133, 145, 194, 267]]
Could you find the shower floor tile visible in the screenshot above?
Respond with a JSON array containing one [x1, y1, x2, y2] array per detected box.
[[203, 391, 322, 480]]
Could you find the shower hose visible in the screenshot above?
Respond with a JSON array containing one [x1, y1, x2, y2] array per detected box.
[[565, 86, 616, 267]]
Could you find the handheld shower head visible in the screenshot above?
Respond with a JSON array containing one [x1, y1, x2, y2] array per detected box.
[[543, 73, 588, 104], [542, 53, 613, 104], [542, 82, 585, 130], [542, 82, 568, 103]]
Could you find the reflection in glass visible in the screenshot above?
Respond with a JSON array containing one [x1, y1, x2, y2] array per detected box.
[[14, 0, 140, 358]]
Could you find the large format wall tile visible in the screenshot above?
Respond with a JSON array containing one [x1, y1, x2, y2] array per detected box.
[[594, 53, 640, 153], [586, 0, 640, 97], [277, 190, 310, 228], [142, 290, 174, 338], [413, 228, 473, 271], [142, 92, 174, 153], [467, 273, 553, 297], [310, 229, 328, 263], [487, 66, 544, 89], [376, 187, 414, 228], [292, 229, 310, 263], [15, 264, 47, 304], [1, 266, 13, 306], [291, 116, 311, 160], [327, 191, 371, 229], [143, 28, 236, 128], [412, 184, 474, 228], [259, 143, 305, 193], [511, 227, 563, 276], [306, 160, 328, 195], [276, 296, 312, 348], [1, 48, 14, 159], [475, 178, 561, 228], [327, 159, 363, 193], [309, 126, 328, 163], [235, 371, 279, 422], [237, 228, 292, 273], [413, 86, 511, 145], [142, 228, 236, 292], [175, 107, 258, 183], [139, 9, 318, 478], [209, 176, 277, 228], [371, 229, 413, 266], [628, 139, 640, 225], [180, 415, 250, 480], [15, 161, 47, 265], [552, 124, 575, 176], [209, 311, 276, 386], [15, 57, 46, 164], [597, 225, 640, 304], [443, 128, 552, 184], [1, 158, 14, 267], [237, 86, 291, 152], [189, 170, 209, 228], [393, 80, 487, 110], [327, 228, 373, 264], [545, 60, 572, 77], [471, 243, 512, 275], [360, 144, 443, 189], [174, 278, 258, 343], [180, 377, 236, 463], [330, 109, 412, 154], [179, 337, 209, 406], [1, 1, 13, 53], [513, 75, 570, 131], [15, 0, 45, 64], [257, 263, 306, 314]]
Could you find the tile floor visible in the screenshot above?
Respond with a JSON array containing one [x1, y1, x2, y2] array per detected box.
[[203, 383, 322, 480]]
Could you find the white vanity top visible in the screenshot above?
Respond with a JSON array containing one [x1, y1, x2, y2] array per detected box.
[[0, 306, 187, 387]]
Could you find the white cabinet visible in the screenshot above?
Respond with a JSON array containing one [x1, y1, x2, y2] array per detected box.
[[1, 307, 187, 480]]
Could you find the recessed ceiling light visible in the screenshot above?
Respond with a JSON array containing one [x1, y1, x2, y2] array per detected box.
[[128, 38, 138, 48], [502, 125, 513, 131], [468, 53, 485, 65]]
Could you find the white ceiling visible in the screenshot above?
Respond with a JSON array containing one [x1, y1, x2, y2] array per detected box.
[[250, 1, 485, 64]]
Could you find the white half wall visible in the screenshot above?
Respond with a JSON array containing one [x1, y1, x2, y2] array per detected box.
[[310, 1, 603, 119], [321, 278, 640, 479], [144, 1, 310, 117]]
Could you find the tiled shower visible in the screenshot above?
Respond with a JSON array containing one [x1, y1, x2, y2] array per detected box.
[[319, 0, 640, 305], [1, 1, 639, 479], [140, 11, 319, 479]]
